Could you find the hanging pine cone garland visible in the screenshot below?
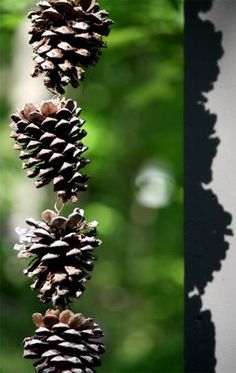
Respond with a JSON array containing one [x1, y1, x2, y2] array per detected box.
[[9, 0, 112, 370], [10, 97, 90, 203], [28, 0, 113, 94], [14, 208, 101, 307], [24, 309, 105, 372]]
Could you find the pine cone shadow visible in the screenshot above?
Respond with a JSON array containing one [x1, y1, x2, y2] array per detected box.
[[185, 0, 233, 371]]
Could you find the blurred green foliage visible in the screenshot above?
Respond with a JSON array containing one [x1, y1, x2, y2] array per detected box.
[[0, 0, 183, 372]]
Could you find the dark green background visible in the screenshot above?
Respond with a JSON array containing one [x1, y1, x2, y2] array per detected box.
[[0, 1, 183, 372]]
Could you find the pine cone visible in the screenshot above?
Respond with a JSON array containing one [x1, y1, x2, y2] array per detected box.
[[28, 0, 113, 94], [10, 98, 90, 203], [24, 309, 105, 372], [14, 208, 101, 307]]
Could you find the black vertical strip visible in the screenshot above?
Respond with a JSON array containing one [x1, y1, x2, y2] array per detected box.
[[184, 1, 232, 372]]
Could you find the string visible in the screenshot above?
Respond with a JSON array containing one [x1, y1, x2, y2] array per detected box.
[[54, 197, 65, 215]]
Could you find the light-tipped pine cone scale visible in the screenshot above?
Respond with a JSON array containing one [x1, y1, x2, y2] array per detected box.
[[15, 208, 101, 307], [10, 98, 89, 203], [29, 0, 113, 93], [24, 309, 105, 372]]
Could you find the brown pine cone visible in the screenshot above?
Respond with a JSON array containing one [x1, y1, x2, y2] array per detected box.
[[24, 309, 105, 372], [14, 208, 101, 307], [28, 0, 113, 94], [10, 98, 89, 203]]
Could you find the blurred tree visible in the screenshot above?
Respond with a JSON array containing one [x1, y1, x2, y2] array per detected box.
[[0, 0, 183, 372]]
